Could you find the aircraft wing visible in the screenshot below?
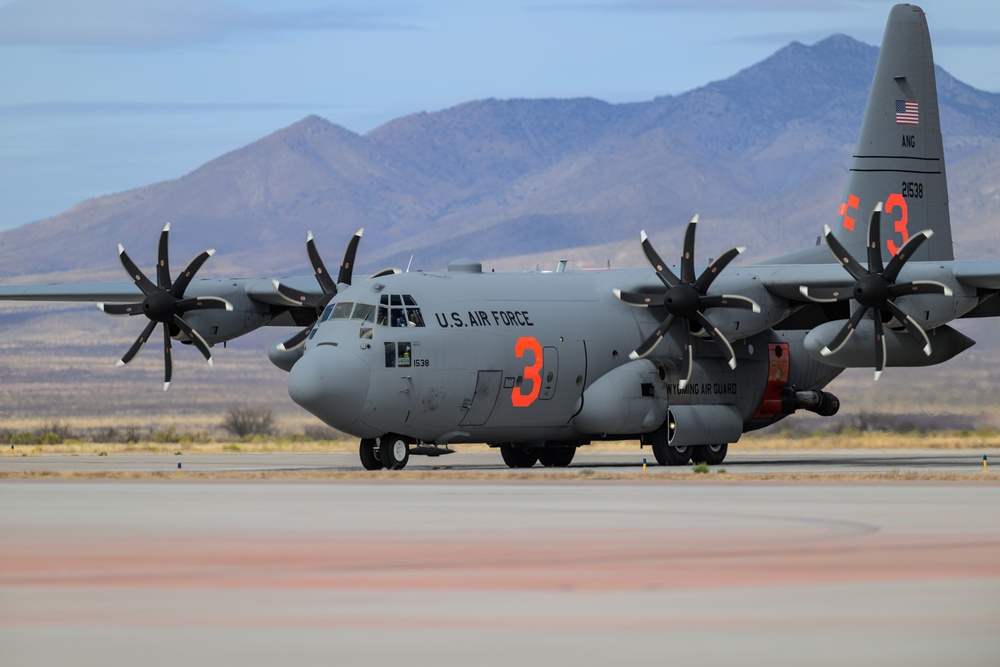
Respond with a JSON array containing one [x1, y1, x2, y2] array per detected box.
[[0, 276, 326, 305], [756, 264, 854, 302], [0, 281, 143, 302], [952, 262, 1000, 290]]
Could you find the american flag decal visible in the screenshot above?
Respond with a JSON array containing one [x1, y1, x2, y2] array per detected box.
[[895, 99, 919, 125]]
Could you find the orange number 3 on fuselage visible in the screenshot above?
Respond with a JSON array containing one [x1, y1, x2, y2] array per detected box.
[[512, 336, 543, 407]]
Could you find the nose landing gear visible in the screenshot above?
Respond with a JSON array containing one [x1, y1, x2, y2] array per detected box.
[[359, 435, 411, 470]]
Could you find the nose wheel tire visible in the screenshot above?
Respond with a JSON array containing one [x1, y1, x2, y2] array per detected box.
[[692, 443, 728, 466], [499, 444, 538, 468], [380, 435, 410, 470], [359, 438, 383, 470]]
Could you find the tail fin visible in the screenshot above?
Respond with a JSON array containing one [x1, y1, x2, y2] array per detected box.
[[832, 3, 953, 262]]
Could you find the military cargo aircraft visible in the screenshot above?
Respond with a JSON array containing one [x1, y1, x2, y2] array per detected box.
[[2, 5, 998, 470]]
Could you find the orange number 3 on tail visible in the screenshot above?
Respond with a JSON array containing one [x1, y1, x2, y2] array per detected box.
[[885, 193, 909, 256]]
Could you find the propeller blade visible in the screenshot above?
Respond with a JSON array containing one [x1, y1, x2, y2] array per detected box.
[[629, 314, 678, 360], [678, 326, 694, 390], [873, 315, 886, 381], [306, 231, 338, 295], [276, 326, 312, 352], [694, 311, 737, 371], [118, 245, 157, 295], [273, 279, 322, 309], [156, 222, 172, 290], [866, 204, 885, 275], [887, 280, 953, 299], [171, 249, 215, 298], [693, 245, 744, 293], [822, 225, 868, 281], [884, 300, 932, 356], [883, 229, 934, 282], [118, 320, 158, 366], [821, 306, 869, 357], [176, 296, 233, 313], [171, 315, 213, 366], [798, 285, 853, 303], [680, 215, 698, 284], [98, 302, 143, 316], [338, 228, 364, 286], [613, 289, 659, 308], [163, 323, 172, 391], [640, 231, 680, 288], [698, 294, 760, 313]]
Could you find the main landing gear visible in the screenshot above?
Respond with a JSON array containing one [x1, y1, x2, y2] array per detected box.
[[358, 434, 411, 471], [642, 426, 729, 466], [692, 443, 728, 466], [499, 443, 577, 469]]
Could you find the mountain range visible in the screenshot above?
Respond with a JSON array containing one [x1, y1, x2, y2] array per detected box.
[[1, 34, 998, 283]]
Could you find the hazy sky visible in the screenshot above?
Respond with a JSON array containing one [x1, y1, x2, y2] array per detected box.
[[1, 0, 998, 231]]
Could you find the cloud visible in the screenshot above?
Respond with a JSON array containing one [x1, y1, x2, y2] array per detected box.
[[930, 28, 1000, 48], [0, 101, 328, 120], [533, 0, 884, 13], [730, 29, 880, 46], [0, 0, 420, 49]]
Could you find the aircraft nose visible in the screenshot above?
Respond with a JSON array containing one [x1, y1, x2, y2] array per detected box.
[[288, 344, 370, 431]]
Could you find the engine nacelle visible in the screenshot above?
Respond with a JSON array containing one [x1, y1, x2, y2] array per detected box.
[[666, 404, 744, 448], [177, 280, 272, 344], [709, 271, 791, 340], [268, 333, 306, 372], [573, 359, 668, 435], [804, 321, 975, 368]]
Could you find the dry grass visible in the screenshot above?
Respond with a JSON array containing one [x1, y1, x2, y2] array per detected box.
[[1, 469, 997, 483]]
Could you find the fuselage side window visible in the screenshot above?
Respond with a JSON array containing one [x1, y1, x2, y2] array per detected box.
[[397, 342, 412, 367]]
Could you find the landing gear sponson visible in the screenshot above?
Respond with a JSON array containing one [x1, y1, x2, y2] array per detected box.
[[355, 439, 582, 470], [355, 437, 726, 470]]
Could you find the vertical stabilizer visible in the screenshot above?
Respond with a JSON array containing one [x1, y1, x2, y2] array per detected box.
[[832, 3, 952, 262]]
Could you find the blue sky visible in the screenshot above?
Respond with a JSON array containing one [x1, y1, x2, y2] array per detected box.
[[1, 0, 998, 231]]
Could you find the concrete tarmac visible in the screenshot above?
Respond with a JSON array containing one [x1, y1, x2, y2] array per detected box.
[[2, 446, 998, 475], [2, 477, 999, 666]]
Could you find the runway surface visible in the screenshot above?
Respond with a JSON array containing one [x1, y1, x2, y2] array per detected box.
[[3, 446, 998, 475], [2, 475, 999, 666]]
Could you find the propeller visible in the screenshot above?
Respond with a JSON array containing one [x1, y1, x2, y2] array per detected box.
[[614, 215, 760, 389], [273, 228, 364, 351], [97, 223, 231, 391], [799, 203, 952, 380]]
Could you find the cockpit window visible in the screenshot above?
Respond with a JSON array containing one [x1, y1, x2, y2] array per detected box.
[[353, 303, 376, 323], [375, 294, 424, 327], [319, 304, 335, 323], [406, 308, 424, 327], [331, 302, 354, 320]]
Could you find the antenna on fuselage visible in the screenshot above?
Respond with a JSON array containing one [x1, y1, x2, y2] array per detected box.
[[405, 255, 413, 272]]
